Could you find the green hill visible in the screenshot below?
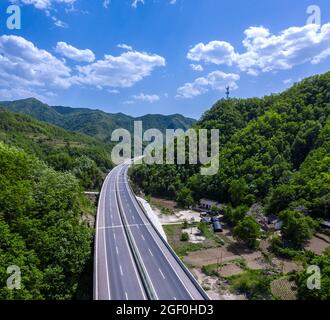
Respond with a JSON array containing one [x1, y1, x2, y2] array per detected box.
[[131, 71, 330, 220], [0, 98, 196, 142], [0, 108, 113, 190]]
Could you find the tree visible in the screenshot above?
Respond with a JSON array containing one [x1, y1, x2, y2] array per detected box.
[[279, 210, 316, 247], [180, 232, 189, 242], [176, 187, 194, 208], [296, 248, 330, 300], [229, 179, 248, 207], [233, 216, 261, 248], [0, 142, 93, 300], [224, 205, 248, 226]]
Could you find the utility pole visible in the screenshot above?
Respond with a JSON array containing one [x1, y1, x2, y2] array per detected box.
[[225, 86, 230, 100]]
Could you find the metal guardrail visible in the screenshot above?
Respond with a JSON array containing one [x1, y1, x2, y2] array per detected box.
[[115, 172, 158, 300], [125, 169, 210, 301]]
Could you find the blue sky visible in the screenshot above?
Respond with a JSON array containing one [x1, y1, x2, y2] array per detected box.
[[0, 0, 330, 118]]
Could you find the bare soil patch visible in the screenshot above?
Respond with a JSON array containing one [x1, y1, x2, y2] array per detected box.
[[305, 235, 330, 255], [191, 268, 246, 300], [271, 278, 298, 300]]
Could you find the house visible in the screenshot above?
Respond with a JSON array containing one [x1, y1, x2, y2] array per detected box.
[[199, 198, 223, 211]]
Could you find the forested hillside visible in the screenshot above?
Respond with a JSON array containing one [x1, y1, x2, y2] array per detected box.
[[0, 98, 196, 143], [131, 71, 330, 223], [0, 108, 113, 190], [0, 143, 93, 299]]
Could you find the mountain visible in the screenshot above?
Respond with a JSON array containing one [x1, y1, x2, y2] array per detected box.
[[0, 98, 196, 142], [0, 108, 113, 189], [131, 71, 330, 220]]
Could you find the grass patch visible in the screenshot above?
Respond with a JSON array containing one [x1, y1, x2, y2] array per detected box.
[[202, 264, 220, 277], [228, 269, 275, 300], [198, 222, 225, 246], [163, 224, 207, 258]]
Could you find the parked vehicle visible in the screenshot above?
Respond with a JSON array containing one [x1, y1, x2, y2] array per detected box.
[[212, 221, 223, 233]]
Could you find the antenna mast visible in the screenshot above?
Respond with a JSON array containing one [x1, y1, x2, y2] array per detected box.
[[225, 86, 230, 99]]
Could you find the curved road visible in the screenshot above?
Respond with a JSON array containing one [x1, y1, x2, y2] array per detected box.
[[94, 162, 208, 300]]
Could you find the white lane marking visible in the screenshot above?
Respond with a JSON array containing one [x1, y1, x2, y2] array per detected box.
[[148, 248, 154, 257], [99, 170, 114, 300], [103, 221, 111, 299], [122, 169, 196, 299], [125, 292, 128, 300], [141, 235, 145, 241], [173, 297, 177, 300], [113, 233, 116, 240], [95, 169, 114, 300], [132, 216, 135, 221], [120, 265, 123, 276], [114, 168, 147, 300], [116, 246, 119, 255], [159, 268, 166, 280], [98, 223, 149, 230], [116, 167, 158, 300]]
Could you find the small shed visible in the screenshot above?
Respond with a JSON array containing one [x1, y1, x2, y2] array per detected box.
[[321, 221, 330, 229], [212, 221, 223, 233]]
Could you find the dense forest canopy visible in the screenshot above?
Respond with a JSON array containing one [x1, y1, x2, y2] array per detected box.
[[0, 143, 93, 299], [131, 72, 330, 220], [0, 108, 113, 190], [0, 98, 196, 143]]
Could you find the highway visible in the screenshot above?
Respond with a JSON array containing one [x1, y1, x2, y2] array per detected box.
[[94, 162, 208, 300]]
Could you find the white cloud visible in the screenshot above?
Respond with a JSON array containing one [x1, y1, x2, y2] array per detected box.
[[74, 50, 166, 89], [132, 93, 160, 103], [132, 0, 144, 8], [187, 41, 238, 66], [55, 41, 95, 62], [0, 35, 72, 94], [283, 79, 293, 85], [190, 64, 203, 71], [107, 89, 119, 94], [188, 23, 330, 76], [12, 0, 76, 10], [117, 44, 133, 51], [176, 71, 239, 99], [52, 17, 68, 28], [103, 0, 110, 9], [0, 36, 166, 100]]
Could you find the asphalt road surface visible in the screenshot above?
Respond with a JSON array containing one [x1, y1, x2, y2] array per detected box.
[[94, 162, 208, 300]]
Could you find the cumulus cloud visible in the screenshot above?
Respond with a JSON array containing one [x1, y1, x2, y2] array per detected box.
[[74, 50, 166, 89], [55, 42, 95, 62], [187, 40, 238, 66], [176, 71, 239, 99], [188, 23, 330, 76], [0, 35, 72, 93], [132, 93, 160, 103], [0, 35, 165, 101]]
